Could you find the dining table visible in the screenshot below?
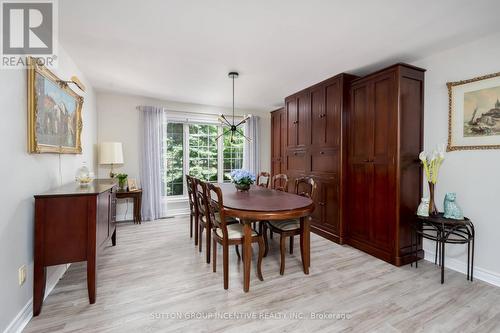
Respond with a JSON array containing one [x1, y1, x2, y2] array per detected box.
[[217, 183, 315, 292]]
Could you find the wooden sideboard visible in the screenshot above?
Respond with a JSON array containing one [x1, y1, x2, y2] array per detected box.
[[33, 179, 117, 316]]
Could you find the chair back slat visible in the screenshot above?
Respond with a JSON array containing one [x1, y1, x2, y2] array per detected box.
[[256, 171, 271, 188], [294, 177, 317, 200], [186, 175, 198, 214], [272, 174, 289, 192], [206, 182, 229, 240], [194, 178, 209, 222]]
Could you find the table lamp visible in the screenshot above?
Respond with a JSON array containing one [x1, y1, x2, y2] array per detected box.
[[99, 142, 124, 178]]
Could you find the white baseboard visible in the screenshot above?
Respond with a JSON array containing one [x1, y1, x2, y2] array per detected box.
[[3, 264, 68, 333], [424, 251, 500, 287], [3, 300, 32, 333]]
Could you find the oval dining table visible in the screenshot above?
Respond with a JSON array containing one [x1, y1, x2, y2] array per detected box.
[[217, 183, 315, 292]]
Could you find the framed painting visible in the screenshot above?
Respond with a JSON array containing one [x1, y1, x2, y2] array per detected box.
[[447, 71, 500, 151], [27, 56, 84, 154]]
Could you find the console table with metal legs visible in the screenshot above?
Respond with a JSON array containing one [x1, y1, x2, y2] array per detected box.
[[411, 213, 475, 284]]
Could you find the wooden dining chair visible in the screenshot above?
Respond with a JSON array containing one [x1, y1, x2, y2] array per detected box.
[[256, 171, 271, 188], [196, 178, 239, 264], [207, 182, 265, 289], [264, 176, 316, 275], [186, 175, 199, 245], [272, 174, 289, 192], [265, 174, 289, 241], [194, 178, 212, 263]]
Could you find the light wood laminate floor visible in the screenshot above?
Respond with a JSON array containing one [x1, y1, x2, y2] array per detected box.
[[25, 217, 500, 333]]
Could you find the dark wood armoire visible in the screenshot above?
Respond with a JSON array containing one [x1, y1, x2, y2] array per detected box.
[[270, 63, 425, 266], [346, 63, 425, 265]]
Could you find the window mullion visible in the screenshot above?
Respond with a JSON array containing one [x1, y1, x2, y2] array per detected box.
[[218, 125, 224, 183], [183, 123, 189, 195]]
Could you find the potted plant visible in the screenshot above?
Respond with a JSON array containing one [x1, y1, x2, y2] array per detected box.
[[230, 169, 255, 191], [115, 173, 128, 191]]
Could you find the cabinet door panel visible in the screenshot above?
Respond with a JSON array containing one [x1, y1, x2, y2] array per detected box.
[[325, 79, 341, 147], [280, 110, 287, 173], [371, 163, 395, 250], [297, 92, 310, 147], [271, 110, 283, 175], [347, 164, 371, 241], [350, 83, 372, 162], [370, 73, 397, 250], [286, 150, 307, 173], [310, 180, 322, 225], [311, 149, 339, 174], [286, 98, 297, 148], [321, 179, 340, 234], [310, 87, 325, 146], [373, 74, 396, 162]]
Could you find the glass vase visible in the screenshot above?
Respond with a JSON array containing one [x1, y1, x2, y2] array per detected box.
[[428, 182, 439, 216]]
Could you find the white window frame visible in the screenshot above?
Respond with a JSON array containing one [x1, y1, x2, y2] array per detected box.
[[163, 112, 245, 201]]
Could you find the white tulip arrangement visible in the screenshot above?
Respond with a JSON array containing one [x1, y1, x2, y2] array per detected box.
[[419, 144, 445, 184]]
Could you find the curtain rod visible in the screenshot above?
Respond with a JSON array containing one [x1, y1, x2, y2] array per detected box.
[[136, 105, 250, 119]]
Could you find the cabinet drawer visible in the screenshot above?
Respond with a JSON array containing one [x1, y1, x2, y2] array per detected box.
[[311, 149, 338, 174], [286, 150, 307, 172]]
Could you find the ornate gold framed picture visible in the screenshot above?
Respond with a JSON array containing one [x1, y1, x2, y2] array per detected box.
[[28, 57, 84, 154], [447, 71, 500, 151]]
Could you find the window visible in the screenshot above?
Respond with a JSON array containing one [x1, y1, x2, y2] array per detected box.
[[162, 121, 245, 197], [223, 127, 244, 181], [164, 123, 184, 196], [188, 124, 218, 182]]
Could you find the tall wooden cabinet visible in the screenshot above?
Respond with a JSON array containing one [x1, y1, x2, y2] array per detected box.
[[346, 64, 425, 265], [270, 63, 425, 266], [278, 73, 357, 244]]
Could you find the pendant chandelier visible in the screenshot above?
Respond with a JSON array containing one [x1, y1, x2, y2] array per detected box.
[[216, 71, 251, 143]]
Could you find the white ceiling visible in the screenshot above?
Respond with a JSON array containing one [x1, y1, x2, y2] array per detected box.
[[60, 0, 500, 111]]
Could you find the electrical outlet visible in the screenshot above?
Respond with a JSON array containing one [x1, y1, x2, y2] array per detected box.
[[18, 265, 26, 286]]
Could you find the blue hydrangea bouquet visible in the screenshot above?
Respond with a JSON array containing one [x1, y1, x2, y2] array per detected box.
[[230, 169, 256, 191]]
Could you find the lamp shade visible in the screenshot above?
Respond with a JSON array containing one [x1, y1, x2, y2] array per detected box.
[[99, 142, 124, 164]]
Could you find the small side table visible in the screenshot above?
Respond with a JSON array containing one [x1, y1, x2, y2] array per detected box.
[[411, 213, 475, 284], [116, 189, 142, 224]]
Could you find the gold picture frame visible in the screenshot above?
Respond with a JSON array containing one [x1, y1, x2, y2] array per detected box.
[[447, 71, 500, 151], [28, 56, 84, 154]]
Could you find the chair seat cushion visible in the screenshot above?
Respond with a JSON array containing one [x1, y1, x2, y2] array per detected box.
[[201, 213, 237, 224], [216, 223, 257, 240], [269, 219, 300, 231]]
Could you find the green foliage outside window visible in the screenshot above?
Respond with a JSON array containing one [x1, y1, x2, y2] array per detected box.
[[223, 127, 244, 181], [188, 124, 218, 182], [163, 122, 245, 196], [164, 123, 184, 196]]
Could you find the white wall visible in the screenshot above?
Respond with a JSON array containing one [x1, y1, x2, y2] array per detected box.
[[413, 31, 500, 285], [0, 46, 97, 332], [96, 91, 271, 220]]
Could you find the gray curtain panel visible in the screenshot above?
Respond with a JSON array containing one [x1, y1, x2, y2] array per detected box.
[[244, 115, 260, 175], [139, 106, 165, 221]]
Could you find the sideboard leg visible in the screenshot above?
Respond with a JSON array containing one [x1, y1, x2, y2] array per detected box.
[[33, 264, 46, 316], [111, 228, 116, 246], [87, 257, 96, 304]]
